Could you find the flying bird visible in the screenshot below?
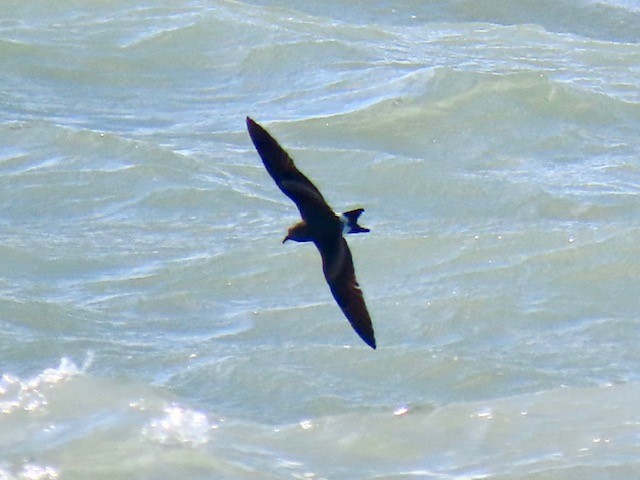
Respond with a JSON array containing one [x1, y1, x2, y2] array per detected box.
[[246, 117, 376, 349]]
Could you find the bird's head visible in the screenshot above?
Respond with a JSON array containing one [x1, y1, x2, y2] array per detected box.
[[282, 222, 311, 244]]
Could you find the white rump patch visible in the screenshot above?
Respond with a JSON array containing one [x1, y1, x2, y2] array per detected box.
[[340, 214, 351, 235]]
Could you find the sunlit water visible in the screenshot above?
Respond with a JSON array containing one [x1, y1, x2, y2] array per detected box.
[[1, 1, 640, 478]]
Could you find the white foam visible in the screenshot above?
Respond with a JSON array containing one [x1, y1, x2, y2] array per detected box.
[[19, 464, 59, 480], [0, 463, 59, 480], [0, 355, 92, 415], [142, 405, 216, 447]]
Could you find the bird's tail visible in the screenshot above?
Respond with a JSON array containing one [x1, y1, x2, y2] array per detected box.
[[341, 208, 370, 235]]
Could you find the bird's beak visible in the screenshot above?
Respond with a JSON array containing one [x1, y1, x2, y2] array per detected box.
[[282, 236, 290, 244]]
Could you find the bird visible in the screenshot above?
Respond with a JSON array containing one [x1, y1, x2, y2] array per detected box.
[[246, 117, 376, 349]]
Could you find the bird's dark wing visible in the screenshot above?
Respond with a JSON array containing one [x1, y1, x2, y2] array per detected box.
[[246, 117, 336, 225], [318, 236, 376, 349]]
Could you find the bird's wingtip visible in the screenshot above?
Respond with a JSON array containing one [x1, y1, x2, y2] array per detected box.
[[362, 334, 376, 350]]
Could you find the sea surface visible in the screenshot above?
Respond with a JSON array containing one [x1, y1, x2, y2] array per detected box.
[[1, 1, 640, 478]]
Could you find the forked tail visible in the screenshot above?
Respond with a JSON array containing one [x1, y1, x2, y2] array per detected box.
[[341, 208, 370, 235]]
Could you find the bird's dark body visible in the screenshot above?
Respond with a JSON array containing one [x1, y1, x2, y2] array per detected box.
[[246, 117, 376, 349]]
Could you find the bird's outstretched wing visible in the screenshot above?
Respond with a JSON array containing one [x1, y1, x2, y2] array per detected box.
[[246, 117, 336, 225], [318, 236, 376, 349]]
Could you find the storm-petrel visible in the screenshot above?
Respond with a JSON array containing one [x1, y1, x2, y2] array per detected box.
[[246, 117, 376, 349]]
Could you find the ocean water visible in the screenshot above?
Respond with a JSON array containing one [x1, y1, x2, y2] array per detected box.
[[1, 0, 640, 478]]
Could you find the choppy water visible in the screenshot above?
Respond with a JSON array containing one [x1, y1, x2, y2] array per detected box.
[[1, 1, 640, 478]]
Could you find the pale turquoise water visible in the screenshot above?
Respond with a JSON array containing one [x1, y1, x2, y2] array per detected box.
[[1, 1, 640, 478]]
